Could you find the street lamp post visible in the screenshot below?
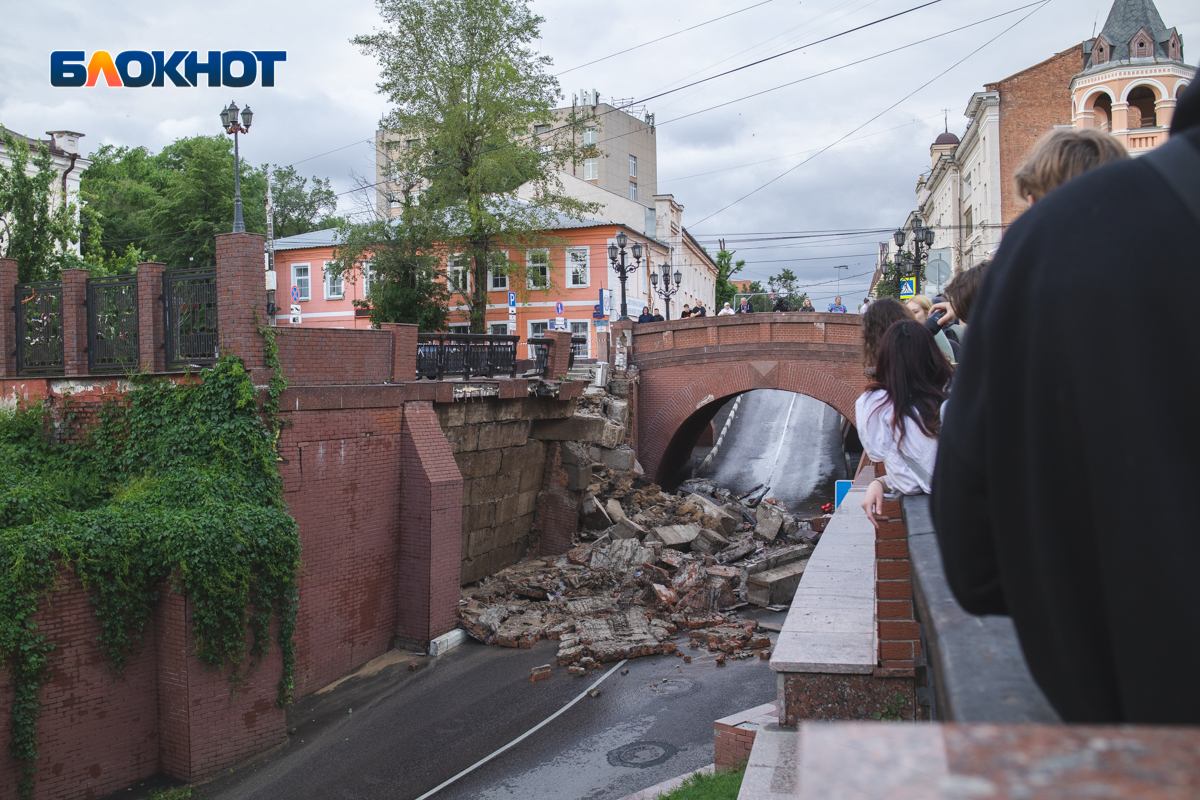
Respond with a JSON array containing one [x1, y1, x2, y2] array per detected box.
[[893, 216, 935, 295], [649, 256, 683, 320], [220, 101, 254, 233], [835, 264, 848, 297], [607, 231, 644, 321]]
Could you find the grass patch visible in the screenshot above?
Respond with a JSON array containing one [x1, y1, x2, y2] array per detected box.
[[656, 766, 744, 800]]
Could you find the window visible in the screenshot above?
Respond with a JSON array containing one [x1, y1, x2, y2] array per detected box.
[[405, 139, 418, 149], [629, 181, 637, 202], [629, 155, 637, 177], [534, 124, 551, 135], [448, 254, 469, 294], [291, 264, 310, 301], [488, 251, 509, 290], [527, 250, 549, 289], [964, 207, 974, 232], [570, 321, 590, 358], [449, 323, 470, 333], [583, 158, 599, 181], [324, 262, 343, 300], [361, 261, 374, 299], [567, 247, 589, 288], [583, 127, 598, 147], [489, 323, 510, 336]]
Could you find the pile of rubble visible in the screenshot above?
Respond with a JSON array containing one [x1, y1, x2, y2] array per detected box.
[[459, 458, 820, 670]]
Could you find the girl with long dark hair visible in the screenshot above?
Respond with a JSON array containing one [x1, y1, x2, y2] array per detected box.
[[858, 320, 953, 526]]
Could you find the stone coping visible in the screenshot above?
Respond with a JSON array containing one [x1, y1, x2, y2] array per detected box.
[[769, 488, 876, 675], [715, 701, 780, 731], [739, 722, 1200, 800], [903, 495, 1059, 723]]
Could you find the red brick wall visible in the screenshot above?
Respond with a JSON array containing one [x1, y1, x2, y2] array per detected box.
[[987, 45, 1084, 226], [60, 269, 87, 376], [136, 263, 166, 374], [875, 491, 918, 672], [629, 314, 866, 483], [0, 259, 16, 378], [215, 233, 267, 375], [274, 327, 395, 387]]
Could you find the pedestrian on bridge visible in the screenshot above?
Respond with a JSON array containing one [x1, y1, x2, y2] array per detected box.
[[799, 298, 815, 312], [861, 298, 914, 372], [736, 297, 754, 314], [828, 296, 847, 313], [718, 302, 735, 316], [637, 306, 654, 323]]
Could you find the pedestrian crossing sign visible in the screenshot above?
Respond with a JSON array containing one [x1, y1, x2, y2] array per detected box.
[[899, 278, 916, 300]]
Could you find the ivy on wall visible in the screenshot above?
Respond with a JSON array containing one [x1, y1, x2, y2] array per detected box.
[[0, 357, 300, 798]]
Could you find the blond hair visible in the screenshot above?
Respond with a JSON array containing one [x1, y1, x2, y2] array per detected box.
[[1014, 129, 1128, 202], [907, 294, 933, 313]]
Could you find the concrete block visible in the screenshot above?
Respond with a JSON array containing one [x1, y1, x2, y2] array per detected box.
[[445, 424, 480, 454], [502, 441, 546, 473], [436, 403, 466, 428], [477, 421, 530, 450], [604, 397, 630, 424], [457, 448, 502, 478], [580, 493, 612, 530], [648, 524, 700, 551], [464, 401, 499, 425], [530, 414, 608, 442], [430, 629, 468, 657], [747, 561, 806, 607], [597, 445, 636, 472], [560, 440, 591, 467], [516, 489, 540, 518], [467, 527, 497, 558], [681, 494, 738, 535], [754, 504, 786, 542], [605, 499, 626, 522], [691, 527, 730, 555], [519, 464, 546, 493], [565, 461, 593, 492]]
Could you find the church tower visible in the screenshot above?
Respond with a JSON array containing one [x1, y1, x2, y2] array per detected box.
[[1071, 0, 1193, 152]]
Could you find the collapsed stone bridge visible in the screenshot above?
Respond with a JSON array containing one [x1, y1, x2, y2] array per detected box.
[[617, 313, 868, 484]]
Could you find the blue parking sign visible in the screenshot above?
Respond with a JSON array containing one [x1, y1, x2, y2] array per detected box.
[[508, 292, 516, 308]]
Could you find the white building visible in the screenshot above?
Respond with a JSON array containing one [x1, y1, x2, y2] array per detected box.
[[0, 129, 89, 255]]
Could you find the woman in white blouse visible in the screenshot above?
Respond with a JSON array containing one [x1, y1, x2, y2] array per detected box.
[[858, 319, 953, 526]]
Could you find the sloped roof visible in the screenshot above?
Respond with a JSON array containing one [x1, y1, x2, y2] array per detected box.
[[1099, 0, 1172, 58]]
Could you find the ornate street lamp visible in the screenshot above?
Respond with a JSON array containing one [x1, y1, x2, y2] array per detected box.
[[607, 230, 644, 321], [893, 215, 936, 295], [649, 254, 683, 320], [220, 101, 254, 233]]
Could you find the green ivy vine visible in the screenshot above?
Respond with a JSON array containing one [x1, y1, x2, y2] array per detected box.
[[0, 357, 300, 798]]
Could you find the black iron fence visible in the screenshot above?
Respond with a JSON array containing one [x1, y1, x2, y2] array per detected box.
[[527, 337, 550, 377], [163, 267, 218, 369], [86, 275, 139, 374], [16, 282, 64, 375], [416, 333, 520, 380], [570, 335, 588, 359]]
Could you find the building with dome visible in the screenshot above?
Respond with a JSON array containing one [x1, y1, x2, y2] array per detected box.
[[1071, 0, 1192, 152]]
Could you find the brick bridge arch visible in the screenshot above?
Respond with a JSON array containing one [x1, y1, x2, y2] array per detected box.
[[619, 313, 868, 484]]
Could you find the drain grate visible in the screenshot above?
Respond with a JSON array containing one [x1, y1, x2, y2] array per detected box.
[[649, 678, 695, 696], [607, 741, 678, 769]]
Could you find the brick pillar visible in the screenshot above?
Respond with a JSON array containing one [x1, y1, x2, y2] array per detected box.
[[137, 262, 166, 373], [876, 482, 918, 672], [546, 329, 573, 379], [215, 232, 266, 372], [0, 259, 16, 377], [61, 268, 89, 375], [397, 401, 463, 645], [380, 322, 418, 383]]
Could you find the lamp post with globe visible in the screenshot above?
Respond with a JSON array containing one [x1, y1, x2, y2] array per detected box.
[[219, 101, 254, 233], [607, 231, 644, 321]]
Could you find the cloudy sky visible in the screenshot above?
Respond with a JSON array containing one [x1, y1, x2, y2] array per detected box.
[[2, 0, 1195, 303]]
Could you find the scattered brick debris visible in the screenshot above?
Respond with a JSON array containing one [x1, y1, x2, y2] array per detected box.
[[530, 665, 551, 682]]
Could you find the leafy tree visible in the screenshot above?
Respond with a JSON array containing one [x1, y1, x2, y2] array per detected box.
[[0, 130, 80, 282], [747, 280, 772, 312], [78, 144, 165, 263], [768, 268, 799, 298], [714, 241, 745, 308], [352, 0, 598, 332], [327, 208, 450, 331], [268, 165, 341, 238]]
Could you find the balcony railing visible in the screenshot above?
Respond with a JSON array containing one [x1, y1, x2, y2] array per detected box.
[[415, 333, 519, 380]]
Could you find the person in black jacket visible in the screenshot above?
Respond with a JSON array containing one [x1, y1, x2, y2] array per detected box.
[[933, 80, 1200, 724], [637, 306, 654, 323], [735, 297, 753, 314]]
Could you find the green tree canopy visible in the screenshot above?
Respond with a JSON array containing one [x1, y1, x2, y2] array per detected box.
[[0, 130, 80, 282], [714, 243, 745, 308], [351, 0, 598, 332]]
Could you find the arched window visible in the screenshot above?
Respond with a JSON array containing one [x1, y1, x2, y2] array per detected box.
[[1127, 86, 1158, 129], [1091, 93, 1113, 132]]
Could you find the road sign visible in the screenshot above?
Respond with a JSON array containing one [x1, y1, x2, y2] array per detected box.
[[508, 292, 516, 309], [291, 285, 299, 303], [555, 301, 564, 315], [289, 313, 302, 325], [928, 258, 952, 293], [899, 277, 916, 300], [592, 311, 605, 319], [835, 480, 853, 509], [289, 304, 301, 315], [555, 316, 566, 330]]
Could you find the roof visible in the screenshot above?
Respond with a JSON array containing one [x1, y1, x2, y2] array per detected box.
[[1089, 0, 1178, 63], [271, 210, 633, 253], [0, 126, 68, 157], [934, 132, 960, 145]]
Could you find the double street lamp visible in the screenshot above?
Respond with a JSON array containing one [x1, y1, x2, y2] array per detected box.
[[219, 101, 254, 233], [607, 231, 644, 321], [649, 254, 684, 320], [893, 215, 936, 295]]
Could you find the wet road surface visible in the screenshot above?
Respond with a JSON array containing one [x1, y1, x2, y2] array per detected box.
[[705, 389, 847, 516], [205, 613, 781, 800]]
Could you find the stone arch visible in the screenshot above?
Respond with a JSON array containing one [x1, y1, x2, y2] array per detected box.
[[638, 360, 863, 484], [1082, 87, 1116, 131], [1176, 80, 1191, 100], [1120, 79, 1167, 104]]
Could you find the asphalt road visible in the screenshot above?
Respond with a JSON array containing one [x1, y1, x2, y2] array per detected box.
[[705, 389, 847, 516], [203, 611, 782, 800]]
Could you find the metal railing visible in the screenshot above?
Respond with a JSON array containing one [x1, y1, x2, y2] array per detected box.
[[163, 267, 218, 369], [86, 275, 139, 373], [415, 333, 520, 380], [570, 335, 588, 360], [16, 281, 64, 375], [527, 337, 550, 377]]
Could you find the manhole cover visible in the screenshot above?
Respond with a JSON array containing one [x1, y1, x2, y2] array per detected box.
[[649, 679, 695, 695], [607, 741, 678, 769]]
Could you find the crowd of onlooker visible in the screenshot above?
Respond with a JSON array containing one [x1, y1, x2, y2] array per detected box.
[[857, 80, 1200, 726]]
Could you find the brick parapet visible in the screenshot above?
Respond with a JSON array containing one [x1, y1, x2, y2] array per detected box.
[[137, 262, 166, 373], [876, 488, 918, 672], [379, 322, 418, 383], [545, 330, 573, 379], [0, 259, 16, 377], [215, 232, 266, 373], [61, 268, 88, 375]]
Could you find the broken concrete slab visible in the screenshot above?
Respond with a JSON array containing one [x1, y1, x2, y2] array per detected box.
[[747, 561, 807, 607], [580, 493, 612, 530], [596, 445, 637, 472], [744, 544, 813, 575], [691, 527, 730, 556], [647, 524, 700, 551], [605, 498, 626, 522], [608, 516, 648, 541], [680, 494, 738, 535], [754, 503, 786, 542]]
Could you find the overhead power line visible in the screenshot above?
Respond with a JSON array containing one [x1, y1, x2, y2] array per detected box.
[[691, 0, 1055, 227], [554, 0, 776, 77]]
